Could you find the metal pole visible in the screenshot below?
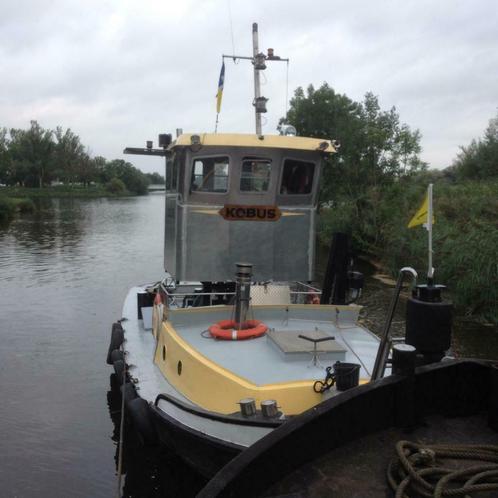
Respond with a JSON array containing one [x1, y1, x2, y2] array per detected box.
[[371, 267, 417, 381], [427, 183, 434, 284], [252, 23, 262, 135]]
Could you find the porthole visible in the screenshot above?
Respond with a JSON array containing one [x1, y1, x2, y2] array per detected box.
[[162, 345, 166, 362], [177, 360, 182, 375]]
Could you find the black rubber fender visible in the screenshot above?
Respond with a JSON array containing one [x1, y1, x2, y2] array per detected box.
[[120, 382, 138, 410], [110, 349, 124, 364], [106, 323, 124, 364], [113, 359, 126, 384], [127, 398, 157, 446]]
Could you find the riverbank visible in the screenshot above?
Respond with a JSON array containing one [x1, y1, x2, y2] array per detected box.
[[318, 178, 498, 324], [0, 186, 140, 223], [0, 185, 132, 198]]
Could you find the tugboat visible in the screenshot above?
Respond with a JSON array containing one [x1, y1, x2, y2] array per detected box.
[[106, 24, 452, 480]]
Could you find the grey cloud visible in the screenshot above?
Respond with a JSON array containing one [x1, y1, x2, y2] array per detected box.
[[0, 0, 496, 173]]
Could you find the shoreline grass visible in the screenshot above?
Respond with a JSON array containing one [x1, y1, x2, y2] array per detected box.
[[318, 179, 498, 324], [0, 185, 134, 199]]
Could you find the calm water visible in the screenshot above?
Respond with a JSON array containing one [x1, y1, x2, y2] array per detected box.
[[0, 195, 496, 497], [0, 195, 205, 498]]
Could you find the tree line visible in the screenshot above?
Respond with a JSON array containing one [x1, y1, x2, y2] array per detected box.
[[0, 121, 164, 195]]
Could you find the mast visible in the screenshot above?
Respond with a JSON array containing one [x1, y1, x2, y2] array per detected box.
[[222, 23, 288, 135], [252, 23, 263, 135]]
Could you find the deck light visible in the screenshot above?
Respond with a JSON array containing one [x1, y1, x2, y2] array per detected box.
[[283, 125, 297, 137]]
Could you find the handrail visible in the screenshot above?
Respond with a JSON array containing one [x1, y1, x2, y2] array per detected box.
[[371, 267, 417, 381]]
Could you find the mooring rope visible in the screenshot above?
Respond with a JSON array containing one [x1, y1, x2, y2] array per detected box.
[[115, 342, 127, 498], [387, 440, 498, 497]]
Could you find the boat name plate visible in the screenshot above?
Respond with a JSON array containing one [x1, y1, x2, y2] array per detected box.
[[218, 204, 282, 222]]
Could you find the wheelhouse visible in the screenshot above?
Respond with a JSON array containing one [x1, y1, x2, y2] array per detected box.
[[164, 133, 336, 282]]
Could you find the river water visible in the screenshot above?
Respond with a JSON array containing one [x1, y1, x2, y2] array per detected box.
[[0, 194, 496, 497]]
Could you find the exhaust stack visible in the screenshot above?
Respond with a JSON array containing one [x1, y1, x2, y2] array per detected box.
[[234, 263, 252, 327]]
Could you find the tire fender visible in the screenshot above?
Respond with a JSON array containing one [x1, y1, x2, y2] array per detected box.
[[127, 398, 157, 446], [106, 323, 124, 364]]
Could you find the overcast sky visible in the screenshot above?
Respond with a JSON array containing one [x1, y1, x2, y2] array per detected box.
[[1, 0, 496, 173]]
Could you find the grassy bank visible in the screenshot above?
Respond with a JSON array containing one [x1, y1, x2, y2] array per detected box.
[[319, 178, 498, 323], [0, 185, 129, 198], [0, 185, 135, 223], [0, 196, 36, 222]]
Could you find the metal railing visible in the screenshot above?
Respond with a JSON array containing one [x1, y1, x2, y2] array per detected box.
[[158, 280, 322, 308]]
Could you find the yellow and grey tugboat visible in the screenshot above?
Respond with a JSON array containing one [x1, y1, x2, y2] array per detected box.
[[107, 24, 382, 477]]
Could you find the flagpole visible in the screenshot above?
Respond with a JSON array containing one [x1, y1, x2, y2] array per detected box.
[[427, 183, 434, 285]]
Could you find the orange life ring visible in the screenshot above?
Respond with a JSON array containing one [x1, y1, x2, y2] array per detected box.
[[307, 293, 320, 304], [208, 319, 268, 341]]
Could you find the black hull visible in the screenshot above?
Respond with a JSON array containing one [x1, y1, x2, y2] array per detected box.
[[198, 359, 498, 497], [149, 404, 244, 478]]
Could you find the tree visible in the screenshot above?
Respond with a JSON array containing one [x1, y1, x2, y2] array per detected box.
[[0, 128, 11, 185], [282, 84, 425, 201], [102, 159, 150, 195], [452, 111, 498, 180], [74, 150, 97, 186], [53, 127, 86, 184], [9, 121, 54, 187], [282, 83, 425, 250], [145, 172, 165, 184]]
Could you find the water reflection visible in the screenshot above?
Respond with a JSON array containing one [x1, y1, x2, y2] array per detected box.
[[0, 195, 166, 497]]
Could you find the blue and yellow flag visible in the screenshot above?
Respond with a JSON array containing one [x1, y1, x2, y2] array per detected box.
[[216, 61, 225, 114]]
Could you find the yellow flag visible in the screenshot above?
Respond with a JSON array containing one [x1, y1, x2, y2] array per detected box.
[[407, 192, 435, 228]]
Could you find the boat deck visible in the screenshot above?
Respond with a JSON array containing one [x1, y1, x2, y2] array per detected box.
[[168, 305, 380, 386], [123, 287, 380, 406], [263, 414, 498, 498], [121, 287, 192, 405]]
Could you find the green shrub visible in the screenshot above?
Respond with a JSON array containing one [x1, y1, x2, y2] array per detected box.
[[13, 197, 35, 213], [319, 179, 498, 323], [105, 177, 127, 194], [0, 196, 15, 222], [0, 195, 35, 221]]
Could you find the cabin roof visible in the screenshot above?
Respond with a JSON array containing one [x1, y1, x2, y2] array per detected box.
[[169, 133, 336, 153]]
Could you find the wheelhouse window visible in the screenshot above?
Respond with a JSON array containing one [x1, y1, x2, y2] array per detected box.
[[240, 157, 271, 192], [280, 159, 315, 195], [190, 156, 229, 193]]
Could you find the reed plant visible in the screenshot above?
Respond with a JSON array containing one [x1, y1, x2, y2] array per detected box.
[[319, 179, 498, 323]]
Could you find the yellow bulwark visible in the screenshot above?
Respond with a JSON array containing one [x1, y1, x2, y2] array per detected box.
[[154, 318, 322, 415], [169, 133, 336, 154]]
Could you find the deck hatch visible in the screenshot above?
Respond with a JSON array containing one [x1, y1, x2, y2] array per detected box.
[[267, 329, 346, 362]]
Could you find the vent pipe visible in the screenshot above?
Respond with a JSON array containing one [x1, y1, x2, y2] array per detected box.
[[234, 263, 252, 327]]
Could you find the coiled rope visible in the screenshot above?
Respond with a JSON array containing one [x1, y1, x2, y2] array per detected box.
[[387, 440, 498, 497]]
